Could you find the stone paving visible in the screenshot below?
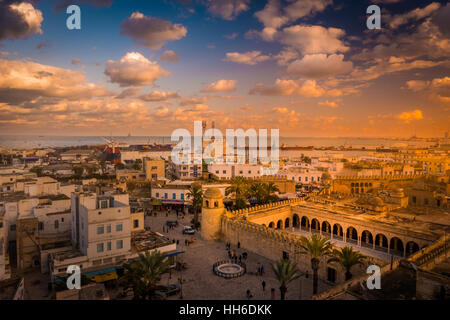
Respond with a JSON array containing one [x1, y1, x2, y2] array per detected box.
[[145, 210, 333, 300]]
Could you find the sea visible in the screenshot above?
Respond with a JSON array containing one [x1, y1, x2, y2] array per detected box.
[[0, 135, 435, 150]]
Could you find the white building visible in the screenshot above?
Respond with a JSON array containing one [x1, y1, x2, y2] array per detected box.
[[208, 164, 262, 179]]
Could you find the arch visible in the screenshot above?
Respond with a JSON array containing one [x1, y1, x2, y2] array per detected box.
[[285, 217, 290, 228], [375, 234, 388, 251], [346, 226, 358, 243], [214, 201, 219, 208], [268, 222, 275, 228], [321, 221, 331, 235], [300, 217, 310, 231], [406, 241, 419, 256], [205, 200, 209, 207], [390, 237, 404, 256], [311, 218, 320, 233], [277, 220, 283, 229], [333, 224, 343, 239], [361, 230, 373, 248], [293, 214, 300, 228]]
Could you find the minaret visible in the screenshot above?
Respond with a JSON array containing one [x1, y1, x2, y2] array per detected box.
[[201, 187, 225, 241]]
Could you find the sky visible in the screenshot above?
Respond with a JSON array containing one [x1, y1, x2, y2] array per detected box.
[[0, 0, 449, 138]]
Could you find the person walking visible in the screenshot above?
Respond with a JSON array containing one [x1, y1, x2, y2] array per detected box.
[[261, 264, 265, 275], [237, 241, 240, 249], [246, 289, 253, 300], [271, 288, 275, 300], [262, 280, 266, 291]]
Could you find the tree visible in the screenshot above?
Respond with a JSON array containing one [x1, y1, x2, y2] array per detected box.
[[271, 258, 301, 300], [187, 183, 203, 226], [73, 166, 84, 178], [248, 182, 265, 204], [226, 177, 248, 209], [298, 234, 333, 295], [264, 182, 280, 203], [121, 251, 171, 300], [328, 246, 366, 281]]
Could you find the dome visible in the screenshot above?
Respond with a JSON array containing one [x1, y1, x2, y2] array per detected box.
[[371, 197, 384, 206], [204, 187, 223, 199]]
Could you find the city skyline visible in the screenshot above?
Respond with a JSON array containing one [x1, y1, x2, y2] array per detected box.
[[0, 0, 449, 138]]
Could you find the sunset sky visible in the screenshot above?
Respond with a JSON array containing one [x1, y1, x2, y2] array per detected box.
[[0, 0, 449, 138]]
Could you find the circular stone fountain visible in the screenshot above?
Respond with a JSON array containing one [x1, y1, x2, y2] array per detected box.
[[213, 260, 246, 278]]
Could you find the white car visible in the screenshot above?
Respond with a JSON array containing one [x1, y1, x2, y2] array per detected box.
[[183, 226, 195, 235]]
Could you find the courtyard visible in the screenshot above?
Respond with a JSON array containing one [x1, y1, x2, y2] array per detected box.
[[143, 209, 333, 300]]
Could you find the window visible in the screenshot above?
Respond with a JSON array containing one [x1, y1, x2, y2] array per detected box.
[[223, 170, 226, 174], [152, 174, 157, 179], [38, 222, 44, 230], [156, 192, 159, 198], [172, 193, 176, 199], [106, 225, 111, 233], [116, 224, 123, 232], [327, 267, 337, 283], [181, 194, 184, 200], [164, 193, 168, 199], [412, 196, 416, 204], [10, 224, 16, 231], [305, 177, 308, 182], [107, 242, 111, 251], [97, 243, 104, 252], [298, 177, 301, 182], [100, 200, 108, 209], [61, 218, 64, 222], [117, 240, 123, 249], [216, 171, 219, 174], [97, 226, 104, 234], [133, 219, 139, 228], [311, 177, 314, 182]]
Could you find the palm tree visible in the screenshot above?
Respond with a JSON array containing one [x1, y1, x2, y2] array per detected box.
[[225, 177, 248, 209], [187, 183, 203, 226], [298, 234, 333, 295], [248, 182, 265, 204], [264, 182, 280, 203], [122, 251, 171, 300], [328, 246, 366, 281], [271, 258, 301, 300]]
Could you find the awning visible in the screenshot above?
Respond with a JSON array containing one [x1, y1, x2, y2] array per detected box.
[[165, 251, 185, 257]]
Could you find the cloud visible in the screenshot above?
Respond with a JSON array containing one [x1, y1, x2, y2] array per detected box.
[[207, 0, 251, 20], [249, 79, 325, 98], [318, 100, 338, 108], [286, 54, 353, 78], [104, 52, 170, 87], [274, 47, 299, 66], [71, 58, 82, 66], [120, 12, 187, 50], [223, 51, 271, 65], [224, 32, 239, 39], [278, 25, 348, 55], [297, 80, 325, 98], [405, 80, 430, 92], [255, 0, 332, 30], [0, 1, 43, 41], [36, 41, 50, 50], [201, 80, 236, 93], [397, 109, 424, 123], [159, 50, 179, 62], [115, 87, 141, 99], [139, 90, 179, 102], [249, 79, 299, 96], [389, 2, 441, 29], [0, 58, 111, 104]]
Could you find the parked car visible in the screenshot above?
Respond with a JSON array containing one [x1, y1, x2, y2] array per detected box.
[[182, 226, 195, 235], [156, 284, 180, 297], [166, 220, 178, 227]]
